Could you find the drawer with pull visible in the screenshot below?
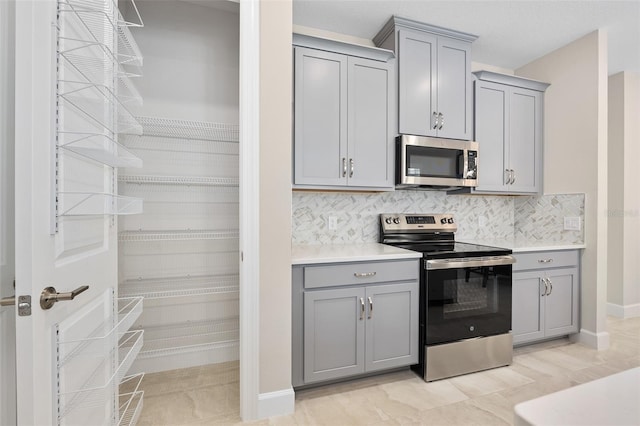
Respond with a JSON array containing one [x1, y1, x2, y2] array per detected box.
[[512, 250, 579, 271], [303, 260, 419, 289]]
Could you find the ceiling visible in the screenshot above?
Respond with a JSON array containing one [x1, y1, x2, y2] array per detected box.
[[292, 0, 640, 76]]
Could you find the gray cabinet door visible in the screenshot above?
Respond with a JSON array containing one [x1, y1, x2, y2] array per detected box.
[[347, 56, 393, 188], [437, 37, 472, 140], [544, 268, 579, 338], [303, 287, 365, 383], [509, 87, 542, 193], [398, 29, 437, 136], [474, 80, 509, 192], [294, 47, 347, 186], [512, 271, 545, 344], [364, 282, 419, 372]]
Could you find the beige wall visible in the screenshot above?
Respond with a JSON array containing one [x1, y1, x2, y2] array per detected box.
[[259, 0, 293, 393], [516, 30, 609, 346], [471, 62, 514, 75], [607, 72, 640, 314]]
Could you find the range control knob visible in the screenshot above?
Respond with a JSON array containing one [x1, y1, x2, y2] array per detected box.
[[392, 217, 401, 224], [440, 218, 447, 224], [384, 217, 392, 224], [447, 218, 454, 224]]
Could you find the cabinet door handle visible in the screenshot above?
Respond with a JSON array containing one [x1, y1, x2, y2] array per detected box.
[[547, 278, 553, 296], [438, 112, 444, 130], [354, 272, 376, 278], [342, 158, 347, 177], [505, 169, 511, 185], [432, 112, 438, 129], [538, 259, 553, 264], [360, 298, 365, 320], [541, 278, 549, 296], [511, 169, 516, 184], [349, 158, 354, 178], [368, 296, 373, 319]]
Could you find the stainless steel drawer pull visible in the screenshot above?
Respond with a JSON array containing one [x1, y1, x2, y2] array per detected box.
[[538, 259, 553, 263], [359, 298, 365, 320], [354, 272, 376, 278], [368, 296, 373, 319]]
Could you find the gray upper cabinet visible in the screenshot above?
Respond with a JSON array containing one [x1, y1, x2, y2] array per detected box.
[[374, 16, 477, 140], [512, 250, 580, 345], [293, 34, 395, 191], [472, 71, 549, 194]]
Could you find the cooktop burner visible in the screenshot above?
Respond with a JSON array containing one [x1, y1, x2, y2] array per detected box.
[[390, 241, 512, 259]]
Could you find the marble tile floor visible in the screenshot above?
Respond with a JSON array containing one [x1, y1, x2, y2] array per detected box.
[[136, 317, 640, 425]]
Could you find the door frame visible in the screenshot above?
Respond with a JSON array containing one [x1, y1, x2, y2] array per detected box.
[[239, 0, 260, 421]]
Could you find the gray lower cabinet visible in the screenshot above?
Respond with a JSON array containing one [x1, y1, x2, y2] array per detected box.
[[374, 17, 476, 140], [512, 250, 580, 345], [470, 71, 549, 195], [293, 34, 394, 190], [293, 259, 419, 387]]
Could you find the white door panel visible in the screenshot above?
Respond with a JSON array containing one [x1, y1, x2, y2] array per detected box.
[[15, 1, 120, 424]]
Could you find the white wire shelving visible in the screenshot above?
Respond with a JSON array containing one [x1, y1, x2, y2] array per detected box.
[[119, 115, 240, 374], [135, 116, 239, 142], [119, 273, 239, 299], [58, 192, 143, 216], [118, 374, 144, 426], [55, 296, 144, 424], [55, 0, 145, 229], [119, 229, 239, 242], [119, 175, 239, 187], [136, 317, 239, 360]]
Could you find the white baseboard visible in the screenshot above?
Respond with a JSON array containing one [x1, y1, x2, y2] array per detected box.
[[607, 302, 640, 318], [257, 387, 295, 419], [572, 328, 610, 350]]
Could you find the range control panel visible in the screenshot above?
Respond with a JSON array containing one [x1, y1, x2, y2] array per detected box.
[[380, 213, 457, 233]]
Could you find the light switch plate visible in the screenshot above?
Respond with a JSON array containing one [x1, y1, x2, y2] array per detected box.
[[564, 217, 581, 231]]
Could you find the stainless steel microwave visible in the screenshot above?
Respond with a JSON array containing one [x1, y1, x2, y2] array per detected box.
[[396, 135, 479, 189]]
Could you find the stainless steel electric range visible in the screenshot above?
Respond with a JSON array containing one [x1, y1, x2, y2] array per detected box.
[[380, 213, 515, 382]]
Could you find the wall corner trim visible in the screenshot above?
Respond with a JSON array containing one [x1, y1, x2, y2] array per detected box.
[[572, 328, 610, 350], [257, 388, 295, 419], [607, 302, 640, 318]]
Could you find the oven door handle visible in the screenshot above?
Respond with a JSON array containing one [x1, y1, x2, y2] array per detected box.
[[426, 255, 516, 270]]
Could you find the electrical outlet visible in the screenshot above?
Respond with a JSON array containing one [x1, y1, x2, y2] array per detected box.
[[564, 217, 581, 231], [328, 216, 338, 230]]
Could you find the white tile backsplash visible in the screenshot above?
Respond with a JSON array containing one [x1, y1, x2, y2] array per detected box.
[[292, 191, 585, 246]]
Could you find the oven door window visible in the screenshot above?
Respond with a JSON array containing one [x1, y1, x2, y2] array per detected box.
[[426, 265, 512, 345], [406, 145, 464, 179]]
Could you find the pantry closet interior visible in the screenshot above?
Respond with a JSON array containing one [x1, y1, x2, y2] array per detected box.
[[119, 0, 240, 416]]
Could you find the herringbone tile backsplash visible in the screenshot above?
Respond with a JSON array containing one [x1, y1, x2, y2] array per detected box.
[[292, 191, 584, 246]]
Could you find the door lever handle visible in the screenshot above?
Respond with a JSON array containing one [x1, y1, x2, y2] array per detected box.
[[40, 285, 89, 310]]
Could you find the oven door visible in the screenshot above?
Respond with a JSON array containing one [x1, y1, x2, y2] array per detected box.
[[425, 256, 514, 345]]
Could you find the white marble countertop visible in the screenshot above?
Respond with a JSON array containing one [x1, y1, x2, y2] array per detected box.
[[292, 243, 423, 265], [461, 239, 586, 253], [514, 367, 640, 426]]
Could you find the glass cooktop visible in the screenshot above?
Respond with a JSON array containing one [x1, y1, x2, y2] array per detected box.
[[390, 241, 512, 259]]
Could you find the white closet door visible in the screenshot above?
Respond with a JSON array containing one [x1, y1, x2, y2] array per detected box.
[[14, 0, 137, 424]]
